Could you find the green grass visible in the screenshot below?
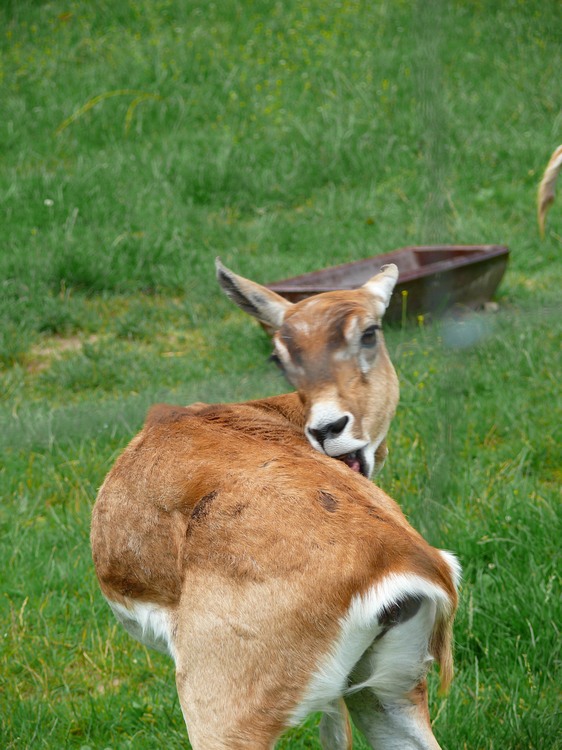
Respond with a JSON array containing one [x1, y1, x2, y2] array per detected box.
[[1, 0, 560, 748]]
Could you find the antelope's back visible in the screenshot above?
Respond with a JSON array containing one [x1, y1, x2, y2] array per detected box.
[[91, 400, 455, 611]]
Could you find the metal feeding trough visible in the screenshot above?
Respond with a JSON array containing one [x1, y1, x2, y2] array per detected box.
[[266, 245, 509, 324]]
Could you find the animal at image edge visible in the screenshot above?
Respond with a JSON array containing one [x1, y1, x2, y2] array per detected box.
[[537, 144, 562, 237], [91, 262, 461, 749]]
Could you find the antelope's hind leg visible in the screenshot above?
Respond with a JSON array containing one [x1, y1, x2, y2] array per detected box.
[[174, 659, 280, 750], [344, 597, 443, 750], [319, 699, 353, 749], [345, 680, 439, 750], [174, 642, 282, 750], [173, 574, 301, 750]]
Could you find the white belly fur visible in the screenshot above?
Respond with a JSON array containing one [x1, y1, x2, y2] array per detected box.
[[106, 598, 177, 661]]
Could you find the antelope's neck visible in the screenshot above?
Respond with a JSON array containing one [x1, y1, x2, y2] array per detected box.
[[243, 392, 306, 431]]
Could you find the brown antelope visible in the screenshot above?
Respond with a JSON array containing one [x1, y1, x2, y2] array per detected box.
[[91, 262, 460, 749]]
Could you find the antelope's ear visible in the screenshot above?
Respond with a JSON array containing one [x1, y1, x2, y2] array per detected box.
[[362, 263, 399, 316], [215, 258, 292, 330]]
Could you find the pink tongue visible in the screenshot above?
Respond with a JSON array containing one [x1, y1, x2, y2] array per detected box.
[[343, 455, 361, 472]]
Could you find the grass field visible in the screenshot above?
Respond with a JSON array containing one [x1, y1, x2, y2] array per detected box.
[[1, 0, 561, 748]]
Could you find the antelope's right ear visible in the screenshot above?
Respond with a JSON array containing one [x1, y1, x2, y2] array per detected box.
[[215, 258, 292, 330], [362, 263, 399, 317]]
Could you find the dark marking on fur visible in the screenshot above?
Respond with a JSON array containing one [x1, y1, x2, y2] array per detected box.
[[260, 459, 276, 468], [378, 595, 423, 632], [197, 404, 233, 419], [191, 490, 218, 521], [318, 491, 339, 513], [366, 507, 389, 522]]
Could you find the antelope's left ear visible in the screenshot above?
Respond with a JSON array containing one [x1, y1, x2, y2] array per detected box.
[[362, 263, 399, 316], [216, 258, 292, 331]]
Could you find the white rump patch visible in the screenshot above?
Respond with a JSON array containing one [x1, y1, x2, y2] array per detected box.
[[347, 597, 436, 701], [439, 549, 462, 589], [289, 573, 452, 724], [107, 598, 177, 661]]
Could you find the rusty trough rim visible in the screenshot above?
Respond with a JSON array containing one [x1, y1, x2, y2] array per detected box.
[[266, 244, 510, 293]]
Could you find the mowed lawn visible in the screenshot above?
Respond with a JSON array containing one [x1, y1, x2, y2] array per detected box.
[[1, 1, 560, 748]]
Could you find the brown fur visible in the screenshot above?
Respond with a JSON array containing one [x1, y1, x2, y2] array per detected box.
[[91, 394, 458, 747], [91, 263, 457, 748]]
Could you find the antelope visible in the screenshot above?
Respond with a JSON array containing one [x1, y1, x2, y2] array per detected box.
[[91, 262, 460, 749]]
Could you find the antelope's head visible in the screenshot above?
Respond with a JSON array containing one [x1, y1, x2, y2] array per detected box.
[[216, 259, 399, 479]]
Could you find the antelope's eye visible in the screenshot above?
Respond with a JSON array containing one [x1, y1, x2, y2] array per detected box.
[[360, 324, 379, 348]]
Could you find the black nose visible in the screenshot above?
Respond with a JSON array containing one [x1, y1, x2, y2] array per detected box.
[[309, 415, 349, 447]]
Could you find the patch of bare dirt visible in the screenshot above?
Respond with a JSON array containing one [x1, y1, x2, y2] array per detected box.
[[26, 335, 99, 373]]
